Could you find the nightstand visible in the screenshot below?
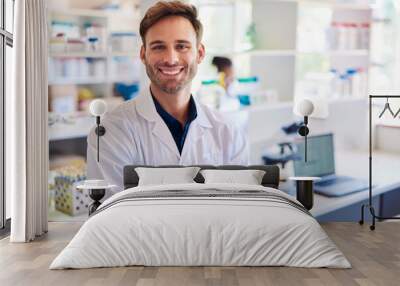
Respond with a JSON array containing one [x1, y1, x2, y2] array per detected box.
[[76, 180, 115, 215]]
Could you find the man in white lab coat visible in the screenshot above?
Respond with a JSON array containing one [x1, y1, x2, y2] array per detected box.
[[87, 1, 249, 194]]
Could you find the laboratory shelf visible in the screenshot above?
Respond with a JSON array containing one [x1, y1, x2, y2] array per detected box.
[[48, 113, 94, 141], [248, 49, 297, 57], [49, 8, 109, 19], [110, 51, 140, 57], [49, 77, 107, 85], [49, 52, 108, 58], [298, 49, 369, 57]]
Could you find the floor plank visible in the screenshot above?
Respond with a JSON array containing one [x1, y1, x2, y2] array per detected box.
[[0, 222, 399, 286]]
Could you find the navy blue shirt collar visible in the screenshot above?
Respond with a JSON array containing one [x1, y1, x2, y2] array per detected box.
[[151, 92, 197, 154]]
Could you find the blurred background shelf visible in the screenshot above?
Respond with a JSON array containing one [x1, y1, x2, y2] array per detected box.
[[49, 8, 110, 18], [48, 113, 94, 141], [248, 49, 297, 57], [48, 1, 142, 94], [49, 51, 108, 58], [298, 49, 369, 56], [49, 76, 140, 85], [298, 0, 370, 10], [49, 77, 107, 85], [111, 51, 140, 57]]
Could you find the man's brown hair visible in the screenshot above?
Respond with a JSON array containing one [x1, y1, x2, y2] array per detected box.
[[139, 1, 203, 46]]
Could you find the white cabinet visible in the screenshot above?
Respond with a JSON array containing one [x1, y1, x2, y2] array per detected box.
[[47, 7, 142, 141]]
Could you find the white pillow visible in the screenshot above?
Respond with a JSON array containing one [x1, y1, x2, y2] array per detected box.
[[135, 167, 201, 186], [200, 169, 266, 185]]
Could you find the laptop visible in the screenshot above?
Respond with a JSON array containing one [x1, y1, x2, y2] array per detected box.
[[293, 133, 369, 197]]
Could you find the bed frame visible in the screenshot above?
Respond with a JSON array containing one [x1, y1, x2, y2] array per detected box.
[[123, 165, 280, 189]]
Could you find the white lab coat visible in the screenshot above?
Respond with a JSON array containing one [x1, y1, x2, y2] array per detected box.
[[87, 88, 249, 194]]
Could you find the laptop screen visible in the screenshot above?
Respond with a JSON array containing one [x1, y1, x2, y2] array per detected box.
[[293, 133, 335, 177]]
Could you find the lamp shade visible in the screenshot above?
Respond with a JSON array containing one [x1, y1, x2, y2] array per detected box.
[[89, 99, 107, 116], [295, 99, 314, 116], [293, 97, 329, 119]]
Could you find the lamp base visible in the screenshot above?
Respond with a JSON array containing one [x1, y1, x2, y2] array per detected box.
[[88, 188, 106, 215], [289, 177, 320, 210], [296, 180, 314, 210]]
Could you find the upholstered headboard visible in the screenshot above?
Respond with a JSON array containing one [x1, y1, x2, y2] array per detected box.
[[123, 165, 280, 189]]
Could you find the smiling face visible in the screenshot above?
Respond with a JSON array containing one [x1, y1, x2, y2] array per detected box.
[[140, 16, 205, 95]]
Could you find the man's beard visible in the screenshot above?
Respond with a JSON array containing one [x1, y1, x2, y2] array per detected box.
[[144, 61, 197, 94]]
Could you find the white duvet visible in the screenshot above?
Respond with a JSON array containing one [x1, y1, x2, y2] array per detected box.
[[50, 183, 351, 269]]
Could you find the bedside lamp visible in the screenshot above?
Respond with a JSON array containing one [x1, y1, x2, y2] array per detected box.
[[294, 99, 315, 162], [289, 97, 328, 210], [76, 99, 115, 215], [290, 100, 317, 210], [90, 99, 107, 162]]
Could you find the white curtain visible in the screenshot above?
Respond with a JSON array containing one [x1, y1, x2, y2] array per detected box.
[[8, 0, 49, 242]]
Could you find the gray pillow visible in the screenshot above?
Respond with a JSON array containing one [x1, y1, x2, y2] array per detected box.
[[200, 169, 266, 185], [135, 167, 201, 186]]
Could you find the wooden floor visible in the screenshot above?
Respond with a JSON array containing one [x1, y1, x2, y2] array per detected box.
[[0, 222, 399, 286]]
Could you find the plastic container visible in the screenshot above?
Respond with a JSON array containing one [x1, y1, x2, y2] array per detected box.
[[50, 34, 66, 53], [66, 39, 85, 53], [235, 77, 260, 106], [360, 23, 370, 49], [337, 23, 347, 50], [196, 80, 226, 109], [346, 68, 359, 97], [110, 32, 139, 53], [110, 57, 141, 81], [86, 36, 100, 52], [327, 22, 339, 50], [339, 74, 351, 97], [85, 24, 107, 52], [114, 83, 140, 101], [330, 69, 340, 98], [348, 23, 358, 50]]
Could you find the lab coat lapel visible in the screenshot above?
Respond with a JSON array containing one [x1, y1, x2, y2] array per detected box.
[[181, 98, 213, 158], [152, 120, 180, 158], [135, 89, 180, 158]]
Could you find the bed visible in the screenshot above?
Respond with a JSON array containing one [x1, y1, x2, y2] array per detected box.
[[50, 165, 350, 269]]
